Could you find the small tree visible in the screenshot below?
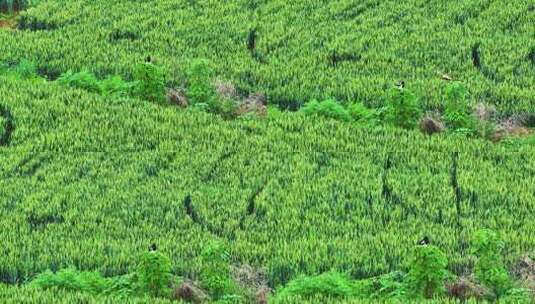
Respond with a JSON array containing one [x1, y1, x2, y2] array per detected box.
[[136, 251, 172, 298], [406, 245, 449, 299], [384, 88, 421, 129], [199, 241, 238, 300], [133, 62, 166, 103], [472, 229, 511, 298], [444, 83, 475, 131], [186, 59, 216, 106]]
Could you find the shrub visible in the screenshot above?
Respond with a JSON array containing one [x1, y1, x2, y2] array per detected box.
[[57, 70, 101, 93], [472, 229, 512, 298], [186, 59, 216, 106], [13, 59, 38, 79], [133, 62, 166, 103], [406, 245, 449, 299], [100, 75, 133, 97], [31, 268, 109, 295], [444, 83, 475, 130], [274, 271, 355, 301], [347, 102, 376, 123], [136, 251, 172, 298], [301, 99, 351, 122], [384, 88, 421, 129], [198, 241, 239, 300]]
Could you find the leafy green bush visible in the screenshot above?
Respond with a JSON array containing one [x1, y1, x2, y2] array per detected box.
[[13, 59, 39, 79], [406, 245, 449, 299], [133, 62, 166, 103], [31, 268, 109, 295], [273, 271, 355, 301], [100, 75, 133, 97], [472, 229, 512, 298], [57, 70, 101, 93], [186, 59, 216, 106], [347, 102, 377, 124], [384, 88, 421, 129], [136, 251, 172, 298], [301, 99, 351, 122], [443, 83, 475, 131], [185, 59, 241, 118], [198, 241, 240, 300]]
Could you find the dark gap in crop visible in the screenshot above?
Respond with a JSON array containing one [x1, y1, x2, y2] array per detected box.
[[184, 194, 201, 225], [471, 43, 503, 83], [471, 43, 481, 69], [0, 104, 14, 146], [312, 152, 333, 178], [329, 50, 361, 67], [528, 47, 535, 66], [27, 213, 64, 232], [183, 194, 225, 238], [17, 15, 59, 31], [0, 0, 26, 14], [238, 182, 267, 229], [36, 65, 61, 81], [109, 29, 140, 43], [0, 270, 21, 284], [247, 28, 257, 53], [450, 152, 462, 226], [16, 154, 49, 177], [6, 154, 33, 177], [201, 149, 235, 182], [276, 98, 303, 112], [381, 155, 401, 205], [334, 2, 379, 20]]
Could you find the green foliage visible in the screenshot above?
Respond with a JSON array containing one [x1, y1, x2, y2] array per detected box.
[[406, 245, 449, 299], [186, 59, 216, 106], [136, 251, 172, 298], [199, 241, 239, 300], [501, 288, 532, 303], [443, 83, 475, 131], [301, 99, 351, 122], [133, 62, 166, 103], [347, 102, 377, 124], [100, 75, 133, 98], [472, 229, 512, 298], [384, 88, 421, 129], [57, 70, 102, 93], [274, 271, 355, 301], [31, 268, 109, 295], [13, 59, 38, 79], [184, 59, 240, 118]]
